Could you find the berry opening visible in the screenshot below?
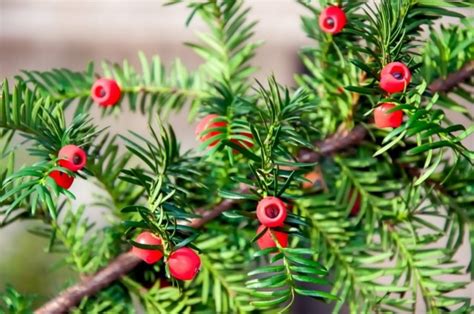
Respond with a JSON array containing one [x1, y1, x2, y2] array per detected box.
[[72, 154, 82, 165], [94, 86, 106, 98], [389, 65, 406, 79], [324, 17, 335, 29], [391, 72, 403, 80], [265, 205, 280, 219]]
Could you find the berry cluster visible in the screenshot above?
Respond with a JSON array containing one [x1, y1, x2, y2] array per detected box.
[[255, 197, 289, 250], [318, 6, 411, 130], [49, 145, 87, 189], [132, 231, 201, 281], [94, 14, 412, 287], [195, 114, 253, 150]]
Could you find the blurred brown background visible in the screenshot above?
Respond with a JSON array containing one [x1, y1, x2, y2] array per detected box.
[[1, 0, 472, 311]]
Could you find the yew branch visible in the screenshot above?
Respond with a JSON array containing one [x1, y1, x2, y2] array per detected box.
[[34, 61, 472, 313], [34, 124, 366, 313]]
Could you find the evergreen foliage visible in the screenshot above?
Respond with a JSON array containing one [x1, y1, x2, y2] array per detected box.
[[1, 0, 473, 313]]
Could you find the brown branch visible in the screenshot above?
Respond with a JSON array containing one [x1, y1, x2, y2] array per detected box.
[[429, 60, 474, 93], [35, 252, 141, 314], [189, 199, 238, 228], [298, 124, 367, 163]]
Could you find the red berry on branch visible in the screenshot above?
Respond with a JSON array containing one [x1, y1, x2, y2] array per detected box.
[[256, 225, 288, 249], [256, 196, 287, 227], [49, 170, 74, 189], [131, 232, 164, 264], [91, 78, 121, 107], [319, 6, 347, 34], [379, 62, 411, 94], [58, 145, 87, 172], [168, 247, 201, 281], [195, 114, 227, 147], [374, 103, 403, 128]]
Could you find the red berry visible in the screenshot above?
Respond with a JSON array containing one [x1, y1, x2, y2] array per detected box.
[[319, 6, 347, 34], [374, 103, 403, 128], [168, 247, 201, 281], [195, 114, 227, 147], [379, 62, 411, 94], [49, 170, 74, 189], [131, 232, 164, 264], [256, 225, 288, 249], [349, 190, 361, 216], [58, 145, 87, 172], [91, 78, 121, 107], [256, 196, 287, 227]]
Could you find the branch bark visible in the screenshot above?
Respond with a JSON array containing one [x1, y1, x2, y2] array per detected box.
[[34, 125, 366, 313], [298, 124, 367, 163], [35, 252, 141, 314], [429, 60, 474, 93], [189, 198, 239, 228]]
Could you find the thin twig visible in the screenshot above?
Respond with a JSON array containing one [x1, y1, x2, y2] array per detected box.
[[298, 124, 367, 163], [429, 60, 474, 93]]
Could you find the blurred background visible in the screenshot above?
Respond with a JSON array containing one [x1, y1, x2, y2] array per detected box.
[[1, 0, 472, 311]]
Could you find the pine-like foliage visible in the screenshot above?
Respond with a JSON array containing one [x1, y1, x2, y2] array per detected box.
[[1, 0, 472, 313], [19, 53, 206, 118]]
